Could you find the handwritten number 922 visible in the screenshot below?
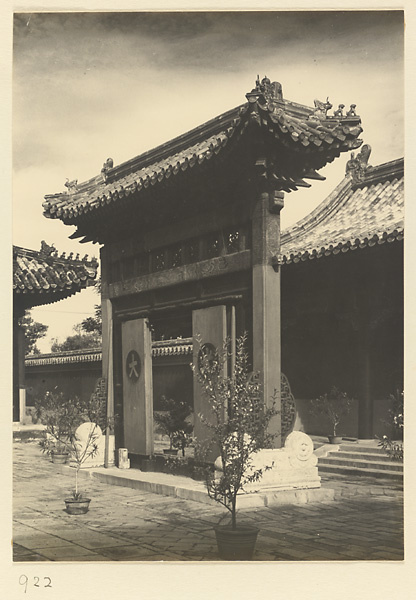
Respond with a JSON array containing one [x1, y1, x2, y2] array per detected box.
[[19, 575, 52, 593]]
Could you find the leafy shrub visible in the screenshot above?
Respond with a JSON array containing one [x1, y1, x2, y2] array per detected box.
[[154, 396, 193, 455], [194, 332, 279, 529], [309, 387, 354, 437]]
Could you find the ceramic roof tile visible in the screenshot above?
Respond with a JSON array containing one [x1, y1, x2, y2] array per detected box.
[[25, 338, 193, 364], [281, 154, 404, 264], [42, 78, 362, 229], [13, 242, 99, 308]]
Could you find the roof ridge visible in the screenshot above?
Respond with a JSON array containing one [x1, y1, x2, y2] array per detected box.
[[357, 157, 404, 188], [52, 104, 247, 196]]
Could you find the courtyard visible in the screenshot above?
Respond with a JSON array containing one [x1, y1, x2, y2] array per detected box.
[[13, 439, 404, 562]]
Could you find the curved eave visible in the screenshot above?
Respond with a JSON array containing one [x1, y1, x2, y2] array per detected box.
[[13, 287, 91, 311], [281, 229, 404, 265], [13, 245, 98, 309], [280, 161, 404, 265], [42, 95, 363, 231]]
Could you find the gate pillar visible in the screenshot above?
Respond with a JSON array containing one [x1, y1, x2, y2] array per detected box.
[[192, 305, 228, 455], [252, 188, 284, 447], [121, 318, 154, 456]]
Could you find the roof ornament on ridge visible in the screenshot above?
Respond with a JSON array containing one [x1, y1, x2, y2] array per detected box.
[[38, 240, 98, 267], [39, 240, 56, 257], [333, 104, 345, 117], [346, 144, 372, 184], [246, 75, 284, 106], [309, 98, 333, 121], [346, 104, 357, 118], [64, 178, 78, 194], [101, 157, 114, 182]]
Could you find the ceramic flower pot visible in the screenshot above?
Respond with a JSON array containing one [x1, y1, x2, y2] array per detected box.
[[51, 452, 69, 464], [214, 525, 259, 560], [328, 435, 343, 444], [64, 498, 91, 515]]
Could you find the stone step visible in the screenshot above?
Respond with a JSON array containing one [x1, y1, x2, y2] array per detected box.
[[318, 463, 403, 482], [338, 444, 393, 454], [319, 456, 403, 472], [333, 451, 402, 464]]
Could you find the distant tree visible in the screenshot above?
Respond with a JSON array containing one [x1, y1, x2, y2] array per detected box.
[[49, 279, 102, 353], [18, 312, 48, 355], [80, 278, 102, 336], [50, 331, 101, 353], [80, 304, 102, 336]]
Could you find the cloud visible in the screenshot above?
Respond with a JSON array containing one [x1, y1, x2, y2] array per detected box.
[[12, 10, 404, 349]]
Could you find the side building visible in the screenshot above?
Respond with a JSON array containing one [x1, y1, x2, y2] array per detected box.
[[13, 242, 98, 422], [281, 150, 403, 438]]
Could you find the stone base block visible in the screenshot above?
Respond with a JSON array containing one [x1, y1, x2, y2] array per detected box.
[[215, 431, 322, 499], [236, 487, 335, 509], [118, 447, 130, 469]]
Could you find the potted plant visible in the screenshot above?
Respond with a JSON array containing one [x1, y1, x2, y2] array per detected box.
[[194, 332, 278, 561], [154, 396, 193, 456], [36, 386, 108, 514], [35, 389, 80, 464], [377, 389, 404, 460], [64, 421, 102, 514], [309, 387, 354, 443]]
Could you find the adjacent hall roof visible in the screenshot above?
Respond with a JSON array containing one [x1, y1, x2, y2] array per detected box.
[[25, 338, 193, 365], [42, 77, 363, 243], [13, 241, 99, 311], [280, 146, 404, 265]]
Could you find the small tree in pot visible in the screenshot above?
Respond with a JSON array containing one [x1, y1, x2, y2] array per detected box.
[[64, 421, 102, 514], [309, 387, 354, 443], [36, 385, 108, 514], [194, 332, 278, 560], [35, 389, 81, 463]]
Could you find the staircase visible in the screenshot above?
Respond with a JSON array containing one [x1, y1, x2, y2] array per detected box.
[[317, 442, 403, 485]]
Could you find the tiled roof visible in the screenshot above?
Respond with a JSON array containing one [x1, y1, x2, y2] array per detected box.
[[280, 150, 404, 265], [152, 338, 193, 358], [25, 338, 193, 366], [42, 78, 362, 235], [25, 348, 102, 366], [13, 241, 98, 308]]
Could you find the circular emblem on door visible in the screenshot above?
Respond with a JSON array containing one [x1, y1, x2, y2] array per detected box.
[[126, 350, 141, 382]]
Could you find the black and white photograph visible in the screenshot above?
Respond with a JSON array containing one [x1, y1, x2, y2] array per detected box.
[[10, 6, 407, 579]]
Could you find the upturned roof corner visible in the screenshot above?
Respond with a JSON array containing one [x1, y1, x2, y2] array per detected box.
[[13, 243, 99, 311]]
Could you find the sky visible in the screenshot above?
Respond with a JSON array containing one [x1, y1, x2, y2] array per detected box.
[[12, 10, 404, 352]]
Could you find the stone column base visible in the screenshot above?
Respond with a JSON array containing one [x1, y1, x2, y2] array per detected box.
[[19, 389, 26, 425]]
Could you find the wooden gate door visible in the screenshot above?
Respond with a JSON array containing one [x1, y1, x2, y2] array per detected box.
[[121, 318, 153, 456], [192, 305, 228, 454]]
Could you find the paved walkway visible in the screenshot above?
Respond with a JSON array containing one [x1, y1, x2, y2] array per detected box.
[[13, 441, 404, 562]]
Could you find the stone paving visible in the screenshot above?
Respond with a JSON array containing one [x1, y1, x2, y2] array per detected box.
[[13, 441, 404, 562]]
